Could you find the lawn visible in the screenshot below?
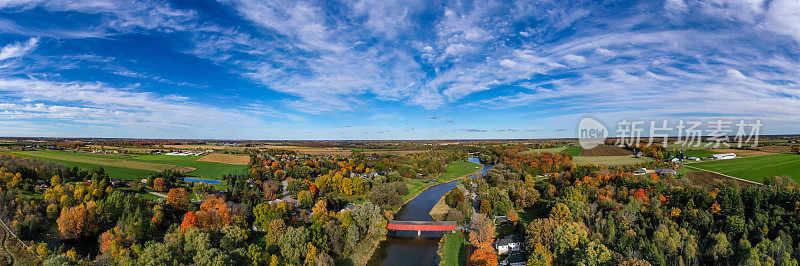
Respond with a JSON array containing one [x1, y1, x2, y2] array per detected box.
[[402, 160, 482, 202], [687, 153, 800, 183], [439, 231, 466, 266], [7, 151, 249, 181], [573, 155, 653, 166]]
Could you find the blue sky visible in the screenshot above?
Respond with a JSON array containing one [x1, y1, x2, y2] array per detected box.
[[0, 0, 799, 139]]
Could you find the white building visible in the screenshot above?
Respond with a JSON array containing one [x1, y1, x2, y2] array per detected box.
[[710, 153, 736, 160], [494, 235, 522, 255]]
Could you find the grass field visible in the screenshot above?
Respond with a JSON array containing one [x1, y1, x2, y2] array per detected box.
[[439, 231, 466, 266], [402, 160, 482, 202], [573, 155, 653, 166], [7, 151, 249, 181], [687, 153, 800, 183], [563, 146, 582, 156]]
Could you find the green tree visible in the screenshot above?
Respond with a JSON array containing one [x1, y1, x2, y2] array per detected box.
[[280, 226, 309, 264]]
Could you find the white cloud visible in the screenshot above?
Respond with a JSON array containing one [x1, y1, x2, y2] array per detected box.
[[0, 37, 38, 60], [764, 0, 800, 43], [0, 78, 269, 138], [727, 69, 747, 79], [564, 54, 586, 63]]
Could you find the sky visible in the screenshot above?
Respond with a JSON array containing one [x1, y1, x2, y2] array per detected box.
[[0, 0, 799, 140]]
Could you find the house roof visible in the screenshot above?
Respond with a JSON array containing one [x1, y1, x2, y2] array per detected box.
[[495, 235, 520, 246], [655, 168, 677, 174]]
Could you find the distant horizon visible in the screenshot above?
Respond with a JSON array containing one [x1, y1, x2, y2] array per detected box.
[[2, 134, 798, 142]]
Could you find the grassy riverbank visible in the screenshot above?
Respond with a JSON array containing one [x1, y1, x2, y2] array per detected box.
[[437, 231, 466, 266], [392, 160, 482, 213]]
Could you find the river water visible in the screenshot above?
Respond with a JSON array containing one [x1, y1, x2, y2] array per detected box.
[[366, 158, 492, 265]]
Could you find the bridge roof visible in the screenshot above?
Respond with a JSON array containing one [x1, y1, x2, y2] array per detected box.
[[388, 220, 456, 225]]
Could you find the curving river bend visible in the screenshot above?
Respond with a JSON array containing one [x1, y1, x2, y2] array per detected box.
[[367, 158, 492, 265]]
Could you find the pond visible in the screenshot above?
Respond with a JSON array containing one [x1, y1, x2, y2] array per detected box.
[[183, 177, 222, 184]]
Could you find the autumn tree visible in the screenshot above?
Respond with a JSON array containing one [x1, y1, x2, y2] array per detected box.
[[153, 177, 167, 192], [469, 214, 495, 249], [57, 203, 97, 239], [468, 247, 498, 266], [166, 188, 190, 211], [195, 197, 232, 230], [181, 211, 198, 232]]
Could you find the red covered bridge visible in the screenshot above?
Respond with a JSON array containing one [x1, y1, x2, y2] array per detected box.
[[386, 220, 457, 234]]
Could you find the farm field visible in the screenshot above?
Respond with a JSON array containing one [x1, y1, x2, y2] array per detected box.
[[197, 153, 251, 165], [573, 155, 653, 166], [580, 146, 631, 156], [7, 150, 191, 172], [6, 151, 248, 181], [664, 141, 717, 151], [687, 153, 800, 183], [563, 146, 582, 156], [117, 154, 249, 180], [707, 148, 774, 156], [756, 145, 795, 153]]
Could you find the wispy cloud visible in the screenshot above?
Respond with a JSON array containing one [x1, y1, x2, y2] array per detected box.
[[0, 37, 38, 61]]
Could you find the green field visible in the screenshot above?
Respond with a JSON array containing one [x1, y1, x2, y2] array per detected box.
[[563, 146, 583, 156], [688, 153, 800, 183], [131, 154, 248, 180], [7, 151, 248, 181], [402, 160, 482, 202], [573, 155, 654, 166], [439, 231, 466, 266]]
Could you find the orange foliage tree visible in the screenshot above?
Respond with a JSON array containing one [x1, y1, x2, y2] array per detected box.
[[468, 248, 498, 266], [469, 214, 495, 249], [181, 211, 198, 232], [195, 196, 232, 230], [153, 177, 167, 192], [166, 188, 190, 210], [57, 202, 97, 239]]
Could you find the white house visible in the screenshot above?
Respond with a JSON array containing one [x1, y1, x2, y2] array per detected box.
[[494, 235, 522, 255], [710, 153, 736, 160]]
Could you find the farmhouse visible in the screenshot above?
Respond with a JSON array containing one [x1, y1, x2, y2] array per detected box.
[[633, 168, 655, 175], [710, 153, 737, 160], [494, 235, 522, 255]]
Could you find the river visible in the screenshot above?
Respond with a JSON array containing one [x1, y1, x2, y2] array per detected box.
[[366, 158, 492, 265]]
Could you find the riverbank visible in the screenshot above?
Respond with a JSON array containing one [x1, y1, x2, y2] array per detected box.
[[392, 161, 483, 214]]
